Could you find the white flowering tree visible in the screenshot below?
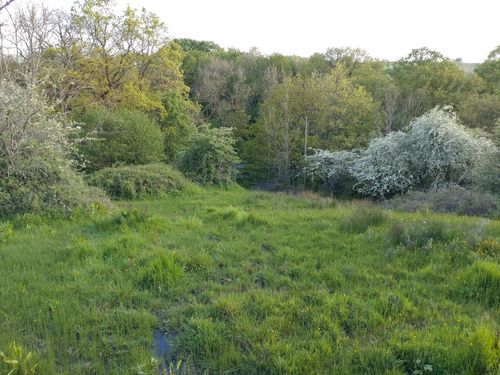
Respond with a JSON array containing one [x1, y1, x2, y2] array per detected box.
[[0, 81, 74, 178], [350, 132, 414, 198], [306, 149, 359, 195], [306, 107, 496, 199], [0, 80, 104, 216]]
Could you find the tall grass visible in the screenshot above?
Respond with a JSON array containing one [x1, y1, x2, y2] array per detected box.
[[0, 188, 498, 374]]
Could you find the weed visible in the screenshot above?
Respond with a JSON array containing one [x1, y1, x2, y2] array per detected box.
[[475, 239, 500, 258], [0, 221, 13, 241], [0, 342, 38, 375]]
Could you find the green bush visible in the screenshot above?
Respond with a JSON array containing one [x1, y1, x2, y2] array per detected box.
[[0, 161, 108, 218], [382, 185, 499, 219], [86, 163, 192, 200], [178, 127, 240, 186], [477, 150, 500, 194], [75, 108, 164, 172], [0, 82, 108, 218]]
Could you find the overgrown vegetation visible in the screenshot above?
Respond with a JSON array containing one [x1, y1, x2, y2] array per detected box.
[[308, 107, 496, 199], [86, 163, 194, 200], [0, 81, 107, 218], [75, 108, 165, 172], [178, 127, 240, 186], [382, 185, 500, 218], [0, 189, 498, 374]]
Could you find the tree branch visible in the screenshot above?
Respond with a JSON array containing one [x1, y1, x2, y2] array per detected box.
[[0, 0, 16, 12]]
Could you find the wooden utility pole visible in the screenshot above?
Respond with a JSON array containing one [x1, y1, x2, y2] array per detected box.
[[303, 116, 308, 186], [304, 116, 308, 157]]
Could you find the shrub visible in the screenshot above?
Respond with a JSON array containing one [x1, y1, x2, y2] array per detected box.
[[178, 127, 239, 186], [157, 92, 199, 161], [382, 185, 500, 218], [0, 221, 14, 242], [305, 149, 359, 195], [477, 149, 500, 194], [86, 163, 192, 200], [0, 81, 108, 218], [351, 132, 413, 198], [353, 108, 495, 198], [0, 161, 108, 218], [312, 108, 496, 199], [75, 107, 164, 172]]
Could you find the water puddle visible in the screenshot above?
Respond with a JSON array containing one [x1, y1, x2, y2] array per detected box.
[[152, 329, 171, 372]]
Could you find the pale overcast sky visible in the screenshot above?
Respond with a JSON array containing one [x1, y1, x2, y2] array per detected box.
[[33, 0, 500, 62]]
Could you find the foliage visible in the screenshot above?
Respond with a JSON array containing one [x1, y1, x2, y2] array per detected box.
[[0, 81, 107, 218], [194, 55, 251, 140], [390, 47, 471, 125], [457, 93, 500, 131], [404, 108, 495, 187], [175, 38, 223, 88], [382, 185, 500, 218], [86, 163, 193, 200], [324, 47, 371, 74], [452, 261, 500, 308], [0, 81, 72, 177], [157, 92, 199, 161], [251, 66, 376, 185], [353, 108, 495, 198], [305, 149, 359, 195], [178, 127, 239, 186], [0, 159, 108, 218], [75, 107, 164, 172], [56, 1, 187, 112], [475, 45, 500, 95], [477, 148, 500, 194], [351, 131, 413, 198]]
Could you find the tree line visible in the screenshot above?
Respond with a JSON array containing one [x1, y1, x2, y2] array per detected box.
[[0, 0, 499, 216]]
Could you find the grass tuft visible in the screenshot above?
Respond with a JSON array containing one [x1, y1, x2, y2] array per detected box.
[[340, 201, 387, 233]]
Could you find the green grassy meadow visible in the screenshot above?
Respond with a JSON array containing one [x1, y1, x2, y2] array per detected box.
[[0, 188, 499, 374]]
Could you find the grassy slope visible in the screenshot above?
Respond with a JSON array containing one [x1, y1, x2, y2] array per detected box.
[[0, 188, 499, 374]]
